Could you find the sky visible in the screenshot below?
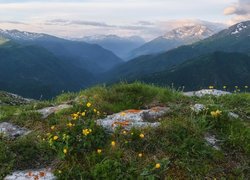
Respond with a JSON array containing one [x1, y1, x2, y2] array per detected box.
[[0, 0, 249, 40]]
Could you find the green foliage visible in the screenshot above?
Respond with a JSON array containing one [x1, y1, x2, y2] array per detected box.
[[0, 83, 249, 179], [46, 102, 109, 159], [9, 133, 54, 170], [0, 142, 14, 179], [80, 82, 183, 113]]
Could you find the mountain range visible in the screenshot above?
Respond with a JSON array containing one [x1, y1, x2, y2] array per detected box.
[[128, 25, 215, 59], [0, 29, 122, 99], [78, 35, 145, 60], [0, 20, 249, 99], [105, 21, 250, 85]]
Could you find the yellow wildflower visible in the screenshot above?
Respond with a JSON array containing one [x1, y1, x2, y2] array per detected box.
[[97, 149, 102, 154], [211, 110, 222, 118], [209, 86, 214, 89], [63, 148, 67, 154], [140, 133, 145, 138], [50, 126, 55, 130], [111, 141, 116, 147], [123, 130, 127, 135], [155, 163, 161, 169], [81, 112, 86, 116], [223, 86, 227, 89], [53, 136, 59, 140], [82, 129, 91, 136], [67, 122, 73, 127], [87, 102, 91, 107], [138, 153, 143, 158], [94, 109, 97, 113]]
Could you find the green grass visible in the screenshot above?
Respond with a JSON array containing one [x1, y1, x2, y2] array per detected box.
[[0, 82, 249, 179]]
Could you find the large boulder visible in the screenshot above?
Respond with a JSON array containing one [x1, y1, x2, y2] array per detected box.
[[97, 106, 170, 132], [0, 122, 30, 139]]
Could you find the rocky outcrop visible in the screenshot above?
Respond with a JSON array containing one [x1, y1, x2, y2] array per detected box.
[[97, 106, 170, 132], [0, 122, 30, 139], [0, 91, 34, 106], [36, 104, 73, 119], [183, 89, 231, 97], [4, 168, 55, 180]]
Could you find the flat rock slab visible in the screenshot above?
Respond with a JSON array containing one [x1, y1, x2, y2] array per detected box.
[[37, 104, 73, 119], [5, 168, 55, 180], [97, 106, 169, 132], [228, 112, 239, 119], [0, 122, 30, 139], [183, 89, 231, 97], [191, 104, 206, 113], [204, 133, 221, 150]]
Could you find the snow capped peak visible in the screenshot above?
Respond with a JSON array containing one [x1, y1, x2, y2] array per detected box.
[[0, 29, 45, 41], [231, 22, 249, 35], [162, 25, 214, 40]]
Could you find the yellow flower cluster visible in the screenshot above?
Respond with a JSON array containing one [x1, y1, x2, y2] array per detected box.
[[211, 110, 222, 118], [82, 128, 92, 136]]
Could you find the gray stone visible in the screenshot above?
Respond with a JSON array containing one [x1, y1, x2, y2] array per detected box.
[[204, 133, 220, 150], [183, 89, 231, 97], [5, 168, 55, 180], [97, 107, 169, 132], [37, 104, 73, 119], [228, 112, 239, 119], [0, 91, 34, 106], [0, 122, 30, 139], [191, 104, 206, 113]]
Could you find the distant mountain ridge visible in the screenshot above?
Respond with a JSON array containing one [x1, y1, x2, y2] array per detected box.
[[140, 51, 250, 90], [79, 35, 145, 60], [128, 25, 215, 59], [0, 29, 123, 73], [104, 21, 250, 86], [0, 29, 123, 99]]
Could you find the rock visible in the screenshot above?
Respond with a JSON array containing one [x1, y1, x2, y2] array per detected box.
[[0, 122, 30, 139], [228, 112, 239, 119], [183, 89, 231, 97], [5, 168, 55, 180], [191, 104, 206, 113], [0, 91, 34, 106], [37, 104, 73, 119], [204, 133, 220, 150], [97, 106, 170, 132]]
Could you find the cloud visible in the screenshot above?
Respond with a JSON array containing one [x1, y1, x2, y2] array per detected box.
[[0, 20, 27, 24], [46, 19, 115, 27], [224, 0, 250, 24]]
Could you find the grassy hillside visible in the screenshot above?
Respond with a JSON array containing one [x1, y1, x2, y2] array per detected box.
[[0, 83, 249, 179]]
